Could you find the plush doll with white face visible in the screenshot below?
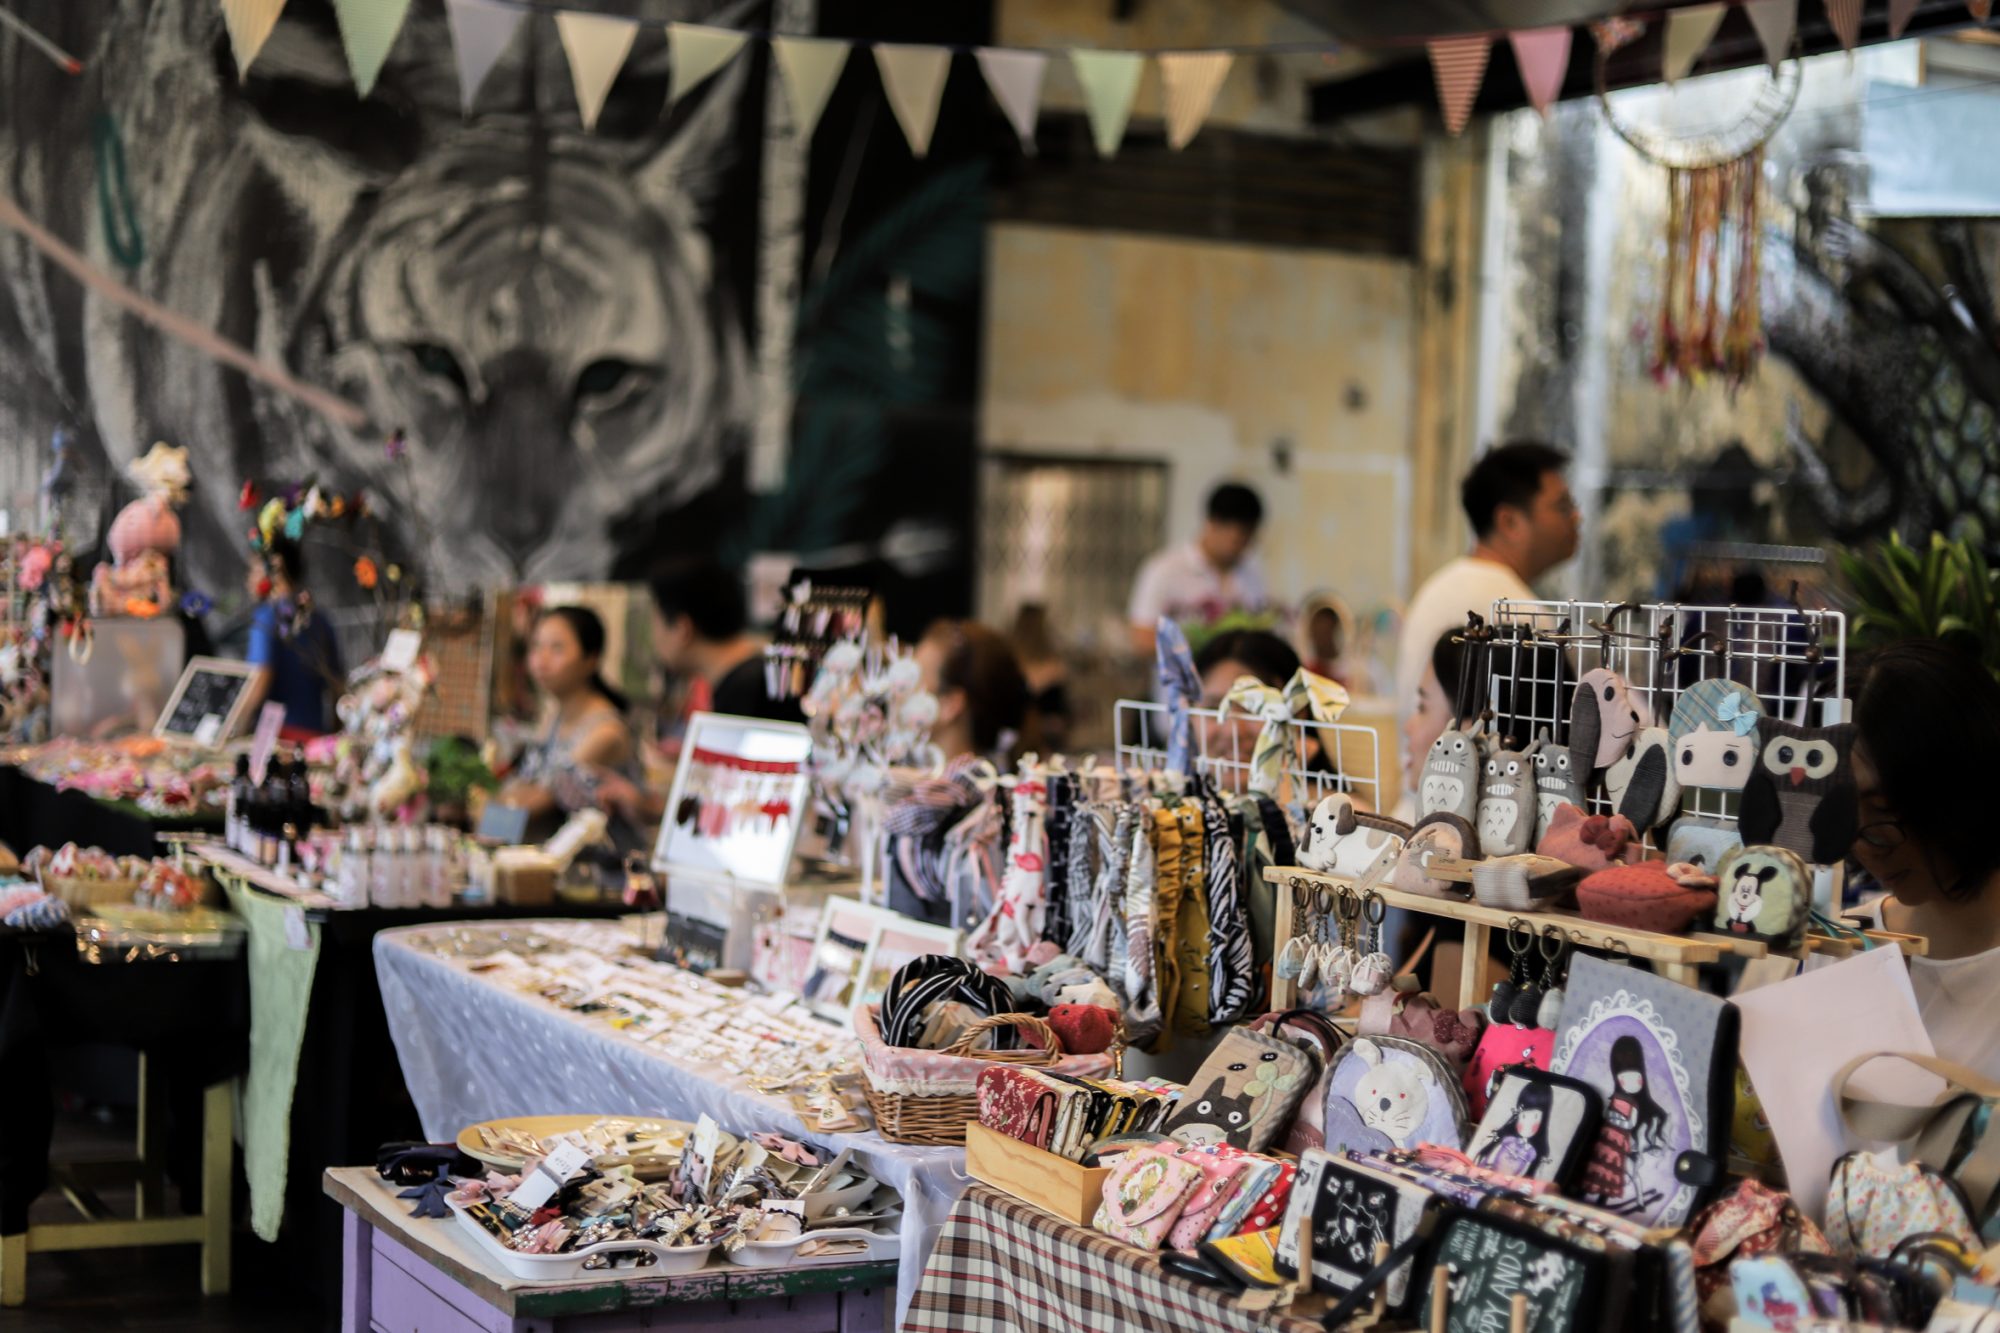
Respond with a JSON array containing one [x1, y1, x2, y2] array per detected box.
[[1570, 668, 1644, 775], [1478, 740, 1539, 857], [1605, 727, 1681, 831], [1668, 680, 1764, 792], [1420, 727, 1482, 825]]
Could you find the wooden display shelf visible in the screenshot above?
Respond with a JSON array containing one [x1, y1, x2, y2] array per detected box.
[[179, 838, 341, 911]]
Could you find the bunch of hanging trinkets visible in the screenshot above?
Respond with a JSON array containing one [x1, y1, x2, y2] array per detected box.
[[1277, 880, 1394, 1010], [1487, 920, 1577, 1032]]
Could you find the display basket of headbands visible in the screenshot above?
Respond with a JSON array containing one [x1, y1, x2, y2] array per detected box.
[[855, 1007, 1120, 1146]]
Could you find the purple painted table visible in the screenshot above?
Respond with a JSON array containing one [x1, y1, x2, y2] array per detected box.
[[325, 1168, 892, 1333]]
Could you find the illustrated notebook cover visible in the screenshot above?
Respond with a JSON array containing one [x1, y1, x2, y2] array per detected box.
[[1550, 954, 1738, 1230]]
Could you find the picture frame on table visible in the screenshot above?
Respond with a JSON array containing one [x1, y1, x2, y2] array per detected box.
[[153, 656, 260, 744], [651, 712, 812, 891], [802, 897, 888, 1024], [855, 916, 961, 1013]]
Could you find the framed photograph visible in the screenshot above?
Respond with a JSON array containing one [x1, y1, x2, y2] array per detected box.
[[154, 656, 260, 744], [802, 897, 888, 1024], [856, 915, 961, 1013], [652, 712, 812, 891]]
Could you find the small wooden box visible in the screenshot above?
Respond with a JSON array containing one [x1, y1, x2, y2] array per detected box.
[[490, 848, 556, 906], [965, 1121, 1112, 1227]]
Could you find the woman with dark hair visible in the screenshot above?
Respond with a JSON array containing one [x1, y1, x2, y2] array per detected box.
[[1848, 638, 2000, 1078], [1194, 628, 1302, 704], [918, 620, 1033, 765], [1477, 1078, 1555, 1179], [1581, 1035, 1671, 1216], [499, 606, 637, 840]]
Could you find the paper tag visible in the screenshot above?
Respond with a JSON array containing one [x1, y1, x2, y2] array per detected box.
[[249, 703, 287, 784], [194, 714, 223, 747], [508, 1141, 592, 1211], [381, 628, 423, 674], [282, 906, 311, 951]]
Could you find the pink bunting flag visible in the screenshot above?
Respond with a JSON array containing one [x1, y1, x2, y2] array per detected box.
[[1970, 0, 1992, 20], [1427, 35, 1491, 137], [1824, 0, 1862, 50], [1888, 0, 1921, 36], [1507, 27, 1571, 118]]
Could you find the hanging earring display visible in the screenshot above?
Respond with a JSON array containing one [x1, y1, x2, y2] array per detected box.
[[1488, 919, 1535, 1024], [1349, 890, 1393, 997]]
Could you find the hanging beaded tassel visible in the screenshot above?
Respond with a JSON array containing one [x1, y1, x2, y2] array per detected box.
[[1654, 147, 1764, 390]]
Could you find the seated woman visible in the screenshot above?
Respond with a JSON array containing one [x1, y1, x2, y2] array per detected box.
[[1848, 637, 2000, 1080], [498, 606, 636, 844]]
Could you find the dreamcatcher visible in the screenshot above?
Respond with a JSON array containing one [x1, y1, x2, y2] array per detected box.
[[1595, 26, 1803, 388]]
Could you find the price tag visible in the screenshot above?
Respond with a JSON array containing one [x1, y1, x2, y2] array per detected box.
[[381, 628, 422, 674], [249, 703, 287, 784], [507, 1140, 592, 1211], [194, 714, 223, 747]]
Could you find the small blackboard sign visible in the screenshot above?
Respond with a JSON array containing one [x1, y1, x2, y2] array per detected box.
[[154, 656, 260, 744]]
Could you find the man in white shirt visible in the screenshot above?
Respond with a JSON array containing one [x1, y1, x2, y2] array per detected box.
[[1128, 482, 1271, 655], [1395, 443, 1579, 731]]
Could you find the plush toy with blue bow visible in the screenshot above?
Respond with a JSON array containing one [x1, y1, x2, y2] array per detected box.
[[1667, 679, 1764, 792]]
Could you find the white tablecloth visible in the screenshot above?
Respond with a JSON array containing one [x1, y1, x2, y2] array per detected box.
[[372, 921, 969, 1325]]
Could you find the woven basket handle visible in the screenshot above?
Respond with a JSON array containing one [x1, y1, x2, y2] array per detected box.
[[944, 1013, 1066, 1064]]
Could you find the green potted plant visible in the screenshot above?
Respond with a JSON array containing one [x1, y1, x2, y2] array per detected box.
[[423, 735, 498, 829], [1835, 532, 2000, 679]]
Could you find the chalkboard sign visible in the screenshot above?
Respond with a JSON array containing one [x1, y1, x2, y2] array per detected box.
[[154, 656, 260, 744]]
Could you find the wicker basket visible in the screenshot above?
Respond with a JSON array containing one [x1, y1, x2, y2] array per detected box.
[[859, 1009, 1099, 1147], [42, 875, 142, 910]]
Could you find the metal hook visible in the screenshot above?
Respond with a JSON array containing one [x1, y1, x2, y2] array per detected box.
[[1540, 925, 1569, 963], [1507, 918, 1536, 954], [1361, 890, 1386, 928]]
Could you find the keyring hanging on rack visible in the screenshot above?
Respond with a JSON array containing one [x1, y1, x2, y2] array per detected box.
[[1350, 890, 1393, 997], [1488, 918, 1537, 1025], [1527, 926, 1574, 1029], [1277, 877, 1313, 983]]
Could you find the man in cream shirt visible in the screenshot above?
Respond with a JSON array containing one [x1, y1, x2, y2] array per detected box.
[[1396, 443, 1580, 747]]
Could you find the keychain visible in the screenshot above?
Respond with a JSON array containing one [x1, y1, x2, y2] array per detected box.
[[1533, 927, 1573, 1030], [1488, 919, 1536, 1025], [1277, 878, 1313, 983], [1349, 890, 1393, 997], [1320, 888, 1358, 996]]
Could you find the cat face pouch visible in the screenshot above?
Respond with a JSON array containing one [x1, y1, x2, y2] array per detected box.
[[1093, 1145, 1206, 1251], [1668, 679, 1764, 792], [1164, 1027, 1320, 1152], [1714, 845, 1812, 947], [1551, 954, 1738, 1230], [1465, 1023, 1556, 1120], [1276, 1150, 1431, 1305], [1465, 1068, 1603, 1191], [1323, 1036, 1470, 1155]]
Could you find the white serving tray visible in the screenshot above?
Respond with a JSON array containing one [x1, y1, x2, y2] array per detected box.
[[447, 1200, 715, 1283], [725, 1226, 900, 1269]]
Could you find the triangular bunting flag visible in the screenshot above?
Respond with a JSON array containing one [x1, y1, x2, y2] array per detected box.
[[1663, 3, 1726, 83], [773, 36, 850, 140], [332, 0, 412, 98], [444, 0, 521, 113], [976, 48, 1046, 152], [1157, 51, 1232, 151], [1426, 36, 1490, 137], [1824, 0, 1862, 50], [1888, 0, 1921, 37], [222, 0, 287, 81], [1744, 0, 1797, 67], [555, 12, 638, 131], [1070, 50, 1145, 158], [874, 44, 951, 158], [1973, 0, 1993, 21], [1507, 27, 1571, 118], [1591, 17, 1647, 55], [667, 23, 748, 105]]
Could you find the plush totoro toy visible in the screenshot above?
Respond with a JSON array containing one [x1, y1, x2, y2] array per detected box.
[[1420, 725, 1483, 825], [1531, 727, 1584, 843], [1477, 739, 1539, 858]]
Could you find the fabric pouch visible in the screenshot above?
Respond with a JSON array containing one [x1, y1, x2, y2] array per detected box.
[[1414, 1206, 1614, 1333], [1465, 1067, 1603, 1191], [1167, 1145, 1253, 1251], [1537, 803, 1638, 872], [1688, 1178, 1831, 1326], [1826, 1149, 1980, 1261], [1093, 1145, 1205, 1251], [1323, 1035, 1471, 1154], [1226, 1158, 1297, 1237], [1575, 861, 1718, 934], [1713, 845, 1811, 947], [1664, 816, 1743, 876], [975, 1065, 1070, 1151], [1473, 855, 1583, 913], [1163, 1026, 1320, 1151], [1465, 1023, 1556, 1120], [1394, 813, 1478, 897], [1359, 984, 1487, 1072], [1249, 1007, 1346, 1155], [1276, 1149, 1433, 1306]]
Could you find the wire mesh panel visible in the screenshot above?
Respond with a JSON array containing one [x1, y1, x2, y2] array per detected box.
[[1480, 599, 1846, 837], [1112, 698, 1384, 813]]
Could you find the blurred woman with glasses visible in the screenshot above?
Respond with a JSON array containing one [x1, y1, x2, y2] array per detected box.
[[1848, 638, 2000, 1078]]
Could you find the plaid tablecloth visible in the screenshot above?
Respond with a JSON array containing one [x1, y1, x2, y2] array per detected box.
[[904, 1184, 1326, 1333]]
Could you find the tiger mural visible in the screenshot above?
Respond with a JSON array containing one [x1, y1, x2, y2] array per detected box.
[[0, 0, 770, 594]]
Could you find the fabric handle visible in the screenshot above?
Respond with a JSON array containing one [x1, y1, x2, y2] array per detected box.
[[1835, 1050, 2000, 1213]]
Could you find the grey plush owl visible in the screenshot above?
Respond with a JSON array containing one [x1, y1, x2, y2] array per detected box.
[[1531, 726, 1582, 841], [1605, 726, 1681, 832], [1739, 719, 1858, 865], [1477, 740, 1538, 857], [1420, 727, 1482, 825]]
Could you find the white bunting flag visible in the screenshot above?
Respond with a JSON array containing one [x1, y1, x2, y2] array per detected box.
[[1507, 27, 1571, 118], [1744, 0, 1798, 67], [874, 44, 952, 158], [667, 23, 748, 105], [1070, 50, 1145, 158], [222, 0, 287, 81], [1157, 51, 1231, 151], [975, 48, 1046, 152], [1426, 36, 1490, 137], [1824, 0, 1863, 50], [444, 0, 521, 112], [333, 0, 412, 98], [555, 12, 639, 131], [773, 36, 850, 140], [1662, 3, 1726, 83]]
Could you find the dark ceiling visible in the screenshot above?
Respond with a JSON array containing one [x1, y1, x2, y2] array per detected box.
[[1291, 0, 1992, 122]]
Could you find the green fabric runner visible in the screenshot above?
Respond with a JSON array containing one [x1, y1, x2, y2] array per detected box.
[[221, 880, 321, 1242]]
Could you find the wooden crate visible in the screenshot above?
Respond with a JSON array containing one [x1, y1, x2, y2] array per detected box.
[[965, 1122, 1111, 1227]]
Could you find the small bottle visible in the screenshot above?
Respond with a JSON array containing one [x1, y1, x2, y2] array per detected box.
[[276, 823, 297, 876], [338, 825, 369, 908], [227, 755, 251, 853], [422, 826, 453, 908], [370, 824, 396, 908]]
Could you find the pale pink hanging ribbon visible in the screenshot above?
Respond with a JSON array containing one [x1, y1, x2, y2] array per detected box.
[[0, 190, 370, 431]]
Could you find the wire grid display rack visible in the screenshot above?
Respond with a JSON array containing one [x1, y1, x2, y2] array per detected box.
[[1112, 698, 1384, 813], [1479, 599, 1847, 840]]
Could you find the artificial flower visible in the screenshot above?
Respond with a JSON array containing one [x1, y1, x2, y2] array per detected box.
[[327, 495, 347, 519], [180, 590, 214, 617], [238, 480, 259, 511], [354, 557, 379, 590], [17, 545, 53, 592]]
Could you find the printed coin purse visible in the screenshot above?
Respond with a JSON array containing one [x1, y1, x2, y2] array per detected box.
[[1093, 1145, 1206, 1251], [1322, 1036, 1470, 1155], [1163, 1027, 1320, 1152]]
